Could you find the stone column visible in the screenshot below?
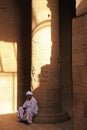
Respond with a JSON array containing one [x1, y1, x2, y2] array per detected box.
[[17, 0, 32, 106], [31, 0, 68, 123]]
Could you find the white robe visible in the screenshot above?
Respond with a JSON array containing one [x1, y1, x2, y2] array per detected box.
[[18, 97, 38, 123]]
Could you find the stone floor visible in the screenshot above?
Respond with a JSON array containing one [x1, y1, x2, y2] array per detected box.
[[0, 113, 73, 130]]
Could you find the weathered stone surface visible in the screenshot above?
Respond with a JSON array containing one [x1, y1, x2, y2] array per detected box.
[[76, 0, 87, 16], [72, 14, 87, 130]]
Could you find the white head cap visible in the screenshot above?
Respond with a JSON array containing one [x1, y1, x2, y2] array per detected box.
[[26, 91, 33, 96]]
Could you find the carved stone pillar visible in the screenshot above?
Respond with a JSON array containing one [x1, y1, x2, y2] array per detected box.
[[31, 0, 68, 123], [17, 0, 32, 106]]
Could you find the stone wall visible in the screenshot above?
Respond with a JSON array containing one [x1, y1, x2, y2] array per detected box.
[[0, 0, 20, 42], [72, 12, 87, 130], [76, 0, 87, 16], [0, 0, 20, 112]]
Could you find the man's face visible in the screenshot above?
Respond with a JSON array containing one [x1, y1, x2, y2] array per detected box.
[[26, 95, 32, 100]]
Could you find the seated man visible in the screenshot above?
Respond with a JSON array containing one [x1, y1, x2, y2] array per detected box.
[[17, 91, 39, 125]]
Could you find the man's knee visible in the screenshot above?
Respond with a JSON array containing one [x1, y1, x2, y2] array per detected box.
[[18, 106, 23, 110]]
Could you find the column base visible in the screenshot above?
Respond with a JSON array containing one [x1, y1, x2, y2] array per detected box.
[[34, 111, 70, 124]]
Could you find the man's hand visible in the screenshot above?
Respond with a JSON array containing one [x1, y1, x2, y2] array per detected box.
[[23, 107, 27, 115], [23, 107, 27, 110]]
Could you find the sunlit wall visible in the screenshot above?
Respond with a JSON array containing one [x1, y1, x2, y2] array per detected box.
[[31, 0, 51, 89], [0, 41, 17, 114]]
